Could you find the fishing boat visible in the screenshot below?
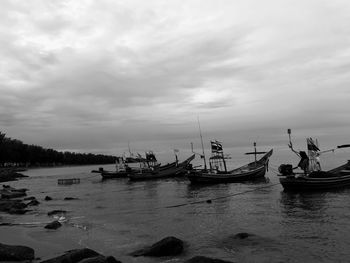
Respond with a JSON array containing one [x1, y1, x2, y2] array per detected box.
[[187, 141, 273, 184], [96, 152, 158, 180], [277, 129, 350, 191], [128, 154, 195, 181]]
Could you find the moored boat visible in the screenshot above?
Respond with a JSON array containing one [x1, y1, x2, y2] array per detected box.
[[279, 162, 350, 191], [128, 154, 195, 181], [95, 151, 159, 179], [277, 129, 350, 191], [187, 141, 273, 184]]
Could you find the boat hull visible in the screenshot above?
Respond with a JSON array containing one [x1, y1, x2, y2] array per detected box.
[[187, 165, 267, 184], [101, 171, 130, 179], [128, 154, 195, 181], [280, 174, 350, 191], [187, 149, 272, 184]]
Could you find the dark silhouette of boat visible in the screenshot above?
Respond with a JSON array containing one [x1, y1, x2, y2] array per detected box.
[[277, 129, 350, 191], [95, 151, 159, 180], [128, 154, 195, 181], [279, 161, 350, 191], [187, 141, 273, 184]]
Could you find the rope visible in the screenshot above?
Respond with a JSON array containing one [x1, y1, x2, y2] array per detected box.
[[164, 182, 280, 208]]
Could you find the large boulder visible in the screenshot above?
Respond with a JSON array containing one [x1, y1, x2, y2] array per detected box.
[[0, 242, 35, 261], [77, 255, 122, 263], [0, 169, 27, 183], [233, 232, 251, 239], [41, 248, 100, 263], [0, 200, 27, 214], [185, 256, 234, 263], [27, 199, 40, 206], [130, 236, 184, 257], [64, 197, 79, 201], [44, 220, 62, 230]]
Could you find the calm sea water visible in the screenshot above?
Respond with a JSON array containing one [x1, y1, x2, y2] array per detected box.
[[1, 146, 350, 263]]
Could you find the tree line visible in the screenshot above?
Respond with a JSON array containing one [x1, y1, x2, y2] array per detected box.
[[0, 131, 116, 167]]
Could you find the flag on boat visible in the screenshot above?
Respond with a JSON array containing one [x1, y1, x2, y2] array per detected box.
[[307, 138, 320, 152], [174, 149, 179, 153], [211, 141, 223, 153]]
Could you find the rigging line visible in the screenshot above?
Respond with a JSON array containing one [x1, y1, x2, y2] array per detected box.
[[164, 183, 280, 209]]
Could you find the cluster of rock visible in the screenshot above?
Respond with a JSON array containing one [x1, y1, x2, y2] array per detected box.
[[0, 168, 27, 183], [0, 235, 239, 263], [0, 185, 74, 230], [0, 246, 120, 263], [0, 185, 37, 215], [0, 173, 238, 263]]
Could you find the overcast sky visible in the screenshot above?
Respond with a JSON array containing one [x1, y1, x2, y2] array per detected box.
[[1, 0, 350, 156]]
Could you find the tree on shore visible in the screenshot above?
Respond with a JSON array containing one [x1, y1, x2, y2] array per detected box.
[[0, 132, 116, 167]]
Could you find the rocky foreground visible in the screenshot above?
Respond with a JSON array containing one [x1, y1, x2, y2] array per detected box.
[[0, 173, 242, 262], [0, 236, 238, 263], [0, 168, 27, 183]]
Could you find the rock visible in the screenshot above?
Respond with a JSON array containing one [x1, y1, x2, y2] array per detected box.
[[0, 242, 35, 261], [106, 256, 122, 263], [130, 236, 184, 257], [45, 196, 53, 201], [40, 248, 100, 263], [0, 186, 27, 199], [8, 208, 28, 214], [0, 169, 27, 183], [27, 199, 40, 206], [24, 196, 37, 201], [44, 220, 62, 230], [185, 256, 234, 263], [0, 200, 27, 214], [77, 255, 122, 263], [64, 197, 79, 200], [47, 210, 67, 216], [233, 232, 251, 239]]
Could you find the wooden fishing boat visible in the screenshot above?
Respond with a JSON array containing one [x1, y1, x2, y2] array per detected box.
[[96, 151, 159, 180], [279, 161, 350, 191], [128, 154, 195, 181], [188, 146, 273, 184], [100, 169, 131, 179], [277, 129, 350, 191]]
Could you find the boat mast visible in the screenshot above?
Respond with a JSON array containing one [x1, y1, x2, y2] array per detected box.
[[254, 142, 257, 163], [198, 117, 207, 171], [128, 141, 132, 157], [221, 143, 227, 172]]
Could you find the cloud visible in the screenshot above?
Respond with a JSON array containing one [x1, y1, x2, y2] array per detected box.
[[1, 0, 350, 155]]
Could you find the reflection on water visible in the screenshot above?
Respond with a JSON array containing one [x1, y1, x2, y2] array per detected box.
[[280, 191, 328, 214]]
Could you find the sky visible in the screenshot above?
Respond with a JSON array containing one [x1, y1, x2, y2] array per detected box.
[[1, 0, 350, 158]]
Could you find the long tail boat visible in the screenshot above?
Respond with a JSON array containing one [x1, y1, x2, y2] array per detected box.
[[97, 151, 159, 180], [277, 129, 350, 191], [187, 141, 273, 184], [128, 154, 195, 181]]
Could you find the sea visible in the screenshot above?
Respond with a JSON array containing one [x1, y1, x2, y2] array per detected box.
[[1, 146, 350, 263]]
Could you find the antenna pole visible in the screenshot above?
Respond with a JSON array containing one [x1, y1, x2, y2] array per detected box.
[[198, 117, 207, 170]]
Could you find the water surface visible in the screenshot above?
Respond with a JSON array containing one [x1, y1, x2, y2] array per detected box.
[[1, 149, 350, 262]]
